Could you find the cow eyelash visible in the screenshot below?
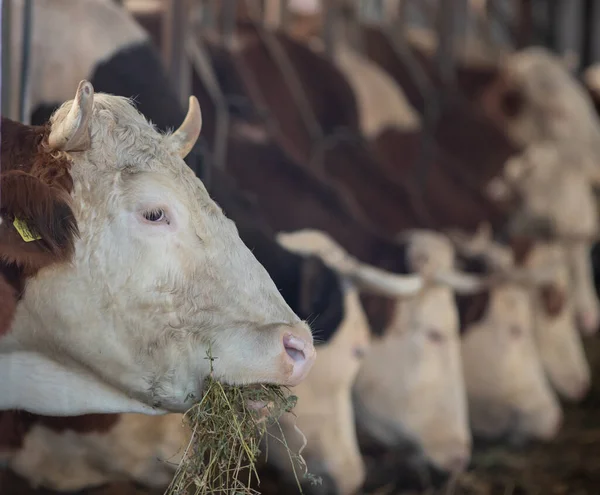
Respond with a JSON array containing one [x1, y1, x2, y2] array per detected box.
[[142, 208, 169, 224]]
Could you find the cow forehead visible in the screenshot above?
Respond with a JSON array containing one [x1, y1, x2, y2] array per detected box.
[[398, 287, 458, 334], [491, 285, 531, 321], [404, 230, 456, 270], [54, 94, 183, 172], [54, 94, 219, 214]]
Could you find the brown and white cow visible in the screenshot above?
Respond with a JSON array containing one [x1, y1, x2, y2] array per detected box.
[[450, 236, 563, 442], [278, 229, 475, 475], [490, 141, 600, 335], [4, 231, 382, 495], [0, 118, 79, 336], [1, 81, 316, 417], [519, 241, 591, 401]]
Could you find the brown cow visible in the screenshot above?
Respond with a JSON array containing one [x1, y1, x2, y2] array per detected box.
[[0, 117, 79, 335]]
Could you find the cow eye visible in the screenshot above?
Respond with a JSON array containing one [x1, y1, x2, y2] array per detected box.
[[510, 325, 523, 338], [143, 209, 166, 223], [427, 329, 445, 343]]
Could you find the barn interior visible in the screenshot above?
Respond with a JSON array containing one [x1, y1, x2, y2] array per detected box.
[[3, 0, 600, 494]]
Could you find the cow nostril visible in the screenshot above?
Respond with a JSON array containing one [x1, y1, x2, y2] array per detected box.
[[284, 334, 306, 362]]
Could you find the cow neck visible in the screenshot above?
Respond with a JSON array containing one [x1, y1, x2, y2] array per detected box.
[[0, 411, 121, 451]]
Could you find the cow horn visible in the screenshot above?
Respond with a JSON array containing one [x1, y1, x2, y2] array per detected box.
[[497, 265, 559, 287], [433, 270, 490, 294], [48, 80, 94, 152], [171, 96, 202, 158], [350, 265, 425, 297]]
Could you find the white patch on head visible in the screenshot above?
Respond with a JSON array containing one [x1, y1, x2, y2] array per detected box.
[[332, 43, 421, 137], [8, 413, 188, 491], [461, 283, 562, 441], [498, 47, 600, 151], [502, 141, 600, 334]]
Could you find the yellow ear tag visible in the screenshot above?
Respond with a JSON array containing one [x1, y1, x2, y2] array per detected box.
[[13, 218, 42, 242]]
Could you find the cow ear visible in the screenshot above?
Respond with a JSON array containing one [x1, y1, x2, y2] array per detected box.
[[48, 80, 94, 152], [171, 96, 202, 158]]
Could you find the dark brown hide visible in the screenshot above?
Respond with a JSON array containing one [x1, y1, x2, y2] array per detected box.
[[0, 118, 78, 335], [539, 283, 566, 317], [0, 412, 119, 451], [207, 24, 514, 236], [359, 293, 398, 338]]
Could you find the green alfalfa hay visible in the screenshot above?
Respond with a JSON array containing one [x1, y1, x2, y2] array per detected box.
[[164, 349, 321, 495]]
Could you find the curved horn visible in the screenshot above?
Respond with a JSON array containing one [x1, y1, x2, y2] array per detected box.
[[433, 270, 490, 294], [497, 264, 560, 287], [350, 265, 424, 297], [48, 80, 94, 152], [171, 96, 202, 158]]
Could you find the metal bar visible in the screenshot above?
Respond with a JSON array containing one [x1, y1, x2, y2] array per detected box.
[[551, 0, 583, 72], [186, 32, 229, 170], [515, 0, 534, 49], [1, 0, 12, 121], [583, 0, 600, 66], [323, 2, 336, 59], [222, 0, 237, 49], [19, 0, 31, 123], [436, 0, 457, 85], [162, 0, 192, 105]]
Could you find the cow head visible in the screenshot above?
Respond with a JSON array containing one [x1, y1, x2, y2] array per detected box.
[[276, 229, 423, 495], [351, 231, 473, 475], [490, 47, 600, 154], [490, 142, 600, 335], [453, 238, 563, 443], [265, 281, 371, 495], [1, 81, 316, 416], [520, 242, 590, 402]]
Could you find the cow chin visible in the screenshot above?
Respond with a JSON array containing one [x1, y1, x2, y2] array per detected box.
[[0, 351, 169, 416]]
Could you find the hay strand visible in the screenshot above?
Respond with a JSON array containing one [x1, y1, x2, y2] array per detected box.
[[164, 349, 318, 495]]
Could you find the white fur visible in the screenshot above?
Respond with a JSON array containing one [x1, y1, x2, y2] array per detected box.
[[267, 287, 370, 495], [7, 288, 369, 495], [501, 142, 600, 334], [462, 282, 562, 441], [9, 0, 148, 123], [353, 231, 471, 473], [497, 47, 600, 155], [2, 90, 314, 416], [9, 413, 187, 491], [526, 243, 590, 401]]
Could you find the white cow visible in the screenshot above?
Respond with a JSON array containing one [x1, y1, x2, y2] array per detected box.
[[492, 141, 600, 335], [450, 237, 563, 441], [3, 227, 424, 495], [524, 242, 591, 401], [278, 230, 476, 475], [0, 81, 316, 417]]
